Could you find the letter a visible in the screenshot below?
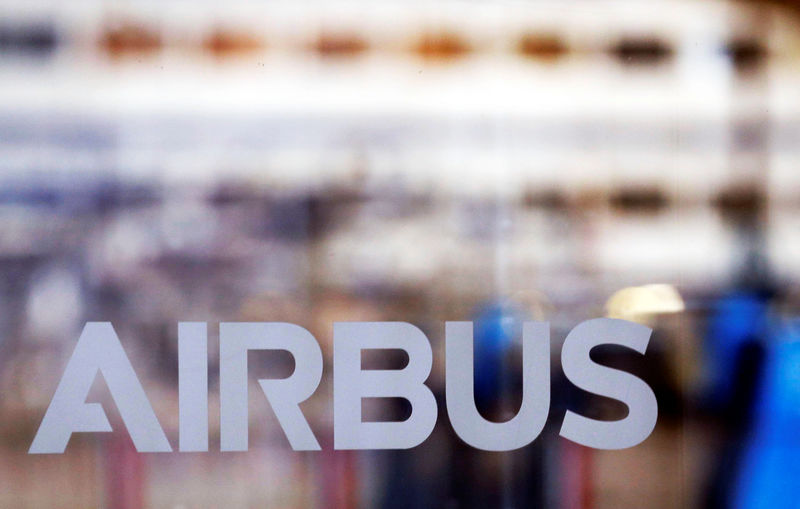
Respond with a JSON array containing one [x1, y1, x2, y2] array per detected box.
[[29, 322, 171, 454]]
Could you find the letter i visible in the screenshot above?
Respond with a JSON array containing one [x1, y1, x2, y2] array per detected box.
[[179, 322, 209, 451]]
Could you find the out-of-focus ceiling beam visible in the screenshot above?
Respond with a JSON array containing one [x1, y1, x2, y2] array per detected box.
[[741, 0, 800, 15]]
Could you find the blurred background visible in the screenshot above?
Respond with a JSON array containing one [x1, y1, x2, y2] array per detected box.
[[1, 0, 800, 507]]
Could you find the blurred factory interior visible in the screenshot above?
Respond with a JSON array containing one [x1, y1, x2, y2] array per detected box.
[[1, 0, 800, 507]]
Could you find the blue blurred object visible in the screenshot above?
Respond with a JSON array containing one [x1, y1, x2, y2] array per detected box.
[[705, 292, 769, 407], [733, 321, 800, 509], [472, 300, 524, 408]]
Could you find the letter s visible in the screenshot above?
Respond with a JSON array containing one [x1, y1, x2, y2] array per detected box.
[[559, 318, 658, 450]]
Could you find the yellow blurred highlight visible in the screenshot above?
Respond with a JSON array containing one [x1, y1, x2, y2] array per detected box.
[[606, 284, 685, 322]]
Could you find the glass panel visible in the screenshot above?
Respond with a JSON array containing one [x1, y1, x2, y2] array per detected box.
[[0, 1, 798, 508]]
